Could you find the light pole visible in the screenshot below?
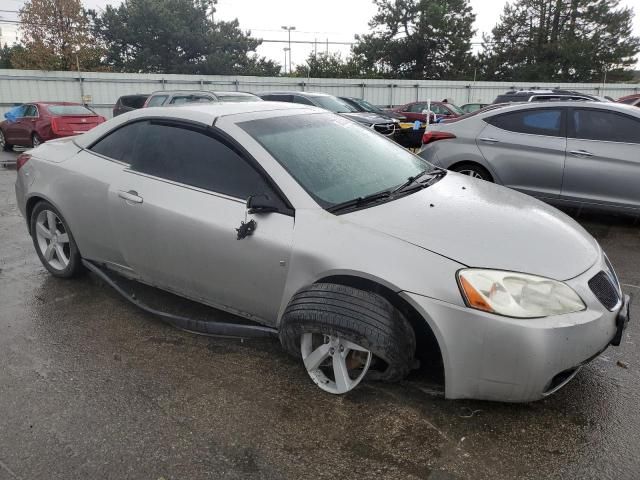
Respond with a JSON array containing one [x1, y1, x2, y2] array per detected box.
[[283, 47, 290, 74], [281, 25, 296, 74]]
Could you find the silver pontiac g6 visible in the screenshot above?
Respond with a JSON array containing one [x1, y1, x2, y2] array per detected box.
[[15, 102, 630, 402]]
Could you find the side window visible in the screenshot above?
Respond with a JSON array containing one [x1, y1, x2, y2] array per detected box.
[[90, 122, 143, 163], [23, 105, 38, 117], [268, 95, 293, 103], [147, 95, 168, 107], [292, 95, 315, 106], [487, 109, 564, 136], [431, 104, 447, 115], [169, 95, 214, 105], [571, 109, 640, 144], [407, 103, 425, 113], [130, 122, 274, 200]]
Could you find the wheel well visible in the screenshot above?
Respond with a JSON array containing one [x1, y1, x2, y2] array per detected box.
[[448, 161, 493, 180], [316, 275, 445, 385], [25, 196, 45, 233]]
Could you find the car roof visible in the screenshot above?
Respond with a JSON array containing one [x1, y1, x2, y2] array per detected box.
[[148, 90, 215, 96], [472, 100, 640, 117], [27, 101, 84, 106], [259, 91, 332, 98], [73, 101, 320, 148], [213, 91, 258, 97]]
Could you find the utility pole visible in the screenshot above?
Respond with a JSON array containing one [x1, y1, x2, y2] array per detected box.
[[281, 26, 296, 74], [283, 47, 290, 74]]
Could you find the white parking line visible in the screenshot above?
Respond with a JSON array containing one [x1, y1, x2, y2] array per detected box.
[[622, 283, 640, 290]]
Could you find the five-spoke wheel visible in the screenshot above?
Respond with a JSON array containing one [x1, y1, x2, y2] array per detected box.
[[34, 209, 71, 270], [301, 333, 372, 394], [30, 201, 83, 277]]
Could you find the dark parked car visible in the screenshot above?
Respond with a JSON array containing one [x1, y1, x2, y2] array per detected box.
[[257, 91, 399, 137], [339, 96, 407, 122], [113, 94, 149, 117], [1, 102, 106, 151], [388, 101, 464, 124], [143, 90, 261, 108], [492, 89, 606, 104]]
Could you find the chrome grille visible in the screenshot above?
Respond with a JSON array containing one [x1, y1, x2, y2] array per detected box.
[[588, 271, 620, 310], [373, 123, 397, 136]]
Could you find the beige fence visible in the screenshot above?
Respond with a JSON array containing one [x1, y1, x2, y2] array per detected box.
[[1, 69, 639, 119]]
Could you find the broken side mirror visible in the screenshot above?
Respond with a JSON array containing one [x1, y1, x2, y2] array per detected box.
[[246, 194, 279, 214]]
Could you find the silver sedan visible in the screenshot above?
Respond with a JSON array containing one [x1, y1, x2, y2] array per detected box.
[[15, 102, 630, 402], [419, 101, 640, 213]]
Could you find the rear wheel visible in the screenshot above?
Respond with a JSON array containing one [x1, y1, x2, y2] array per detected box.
[[30, 201, 83, 278], [451, 163, 493, 181], [32, 133, 43, 148], [0, 129, 13, 151], [280, 283, 416, 394]]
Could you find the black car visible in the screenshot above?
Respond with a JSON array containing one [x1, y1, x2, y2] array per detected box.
[[113, 94, 149, 117], [492, 89, 606, 104], [339, 96, 407, 122], [257, 91, 400, 137]]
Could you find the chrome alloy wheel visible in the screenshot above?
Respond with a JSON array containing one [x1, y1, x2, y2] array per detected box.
[[457, 169, 484, 179], [301, 333, 372, 394], [35, 209, 70, 271], [32, 135, 41, 147]]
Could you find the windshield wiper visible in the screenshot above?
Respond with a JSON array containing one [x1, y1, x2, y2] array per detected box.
[[327, 190, 392, 214], [391, 168, 446, 195]]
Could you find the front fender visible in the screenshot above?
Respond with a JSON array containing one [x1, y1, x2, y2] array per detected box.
[[276, 209, 465, 326]]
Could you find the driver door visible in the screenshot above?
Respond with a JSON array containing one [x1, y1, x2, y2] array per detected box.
[[109, 119, 295, 324]]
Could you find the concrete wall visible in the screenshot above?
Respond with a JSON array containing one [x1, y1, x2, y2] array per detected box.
[[1, 69, 639, 119]]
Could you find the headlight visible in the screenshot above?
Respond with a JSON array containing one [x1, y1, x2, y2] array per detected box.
[[457, 269, 586, 318]]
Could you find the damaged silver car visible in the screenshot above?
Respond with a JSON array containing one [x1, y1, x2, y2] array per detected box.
[[15, 102, 630, 402]]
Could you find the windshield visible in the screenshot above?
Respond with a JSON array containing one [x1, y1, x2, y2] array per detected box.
[[218, 95, 261, 103], [239, 113, 433, 208], [446, 103, 464, 115], [352, 98, 383, 113], [312, 96, 357, 113], [47, 105, 95, 115]]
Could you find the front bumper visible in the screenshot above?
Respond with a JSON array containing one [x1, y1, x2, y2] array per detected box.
[[401, 258, 630, 402]]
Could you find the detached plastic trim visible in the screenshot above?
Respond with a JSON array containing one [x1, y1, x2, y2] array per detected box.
[[82, 259, 278, 339]]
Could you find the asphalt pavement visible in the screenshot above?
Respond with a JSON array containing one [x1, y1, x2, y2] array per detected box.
[[1, 149, 639, 480]]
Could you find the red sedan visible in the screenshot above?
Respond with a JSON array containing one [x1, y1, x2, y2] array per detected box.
[[1, 102, 106, 151], [389, 101, 464, 123], [618, 94, 640, 107]]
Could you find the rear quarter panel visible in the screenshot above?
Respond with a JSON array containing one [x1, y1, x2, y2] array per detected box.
[[419, 120, 498, 180]]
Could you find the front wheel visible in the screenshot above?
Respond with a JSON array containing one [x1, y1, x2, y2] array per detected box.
[[280, 283, 416, 394], [30, 201, 83, 278]]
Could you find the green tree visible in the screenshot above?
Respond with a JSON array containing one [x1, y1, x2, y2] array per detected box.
[[0, 44, 25, 69], [93, 0, 279, 75], [292, 52, 384, 78], [14, 0, 104, 71], [353, 0, 476, 79], [480, 0, 640, 82]]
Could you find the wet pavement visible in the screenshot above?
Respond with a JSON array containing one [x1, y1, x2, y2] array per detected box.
[[1, 150, 639, 480]]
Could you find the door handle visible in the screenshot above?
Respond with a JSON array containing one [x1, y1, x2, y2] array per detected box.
[[479, 137, 499, 143], [118, 190, 143, 204], [569, 150, 594, 157]]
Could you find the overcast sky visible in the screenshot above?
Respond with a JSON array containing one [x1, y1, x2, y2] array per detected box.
[[1, 0, 639, 71]]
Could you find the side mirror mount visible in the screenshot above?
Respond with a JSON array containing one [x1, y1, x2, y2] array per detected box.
[[246, 194, 280, 214]]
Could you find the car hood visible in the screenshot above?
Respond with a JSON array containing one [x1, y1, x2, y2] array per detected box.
[[341, 112, 398, 125], [344, 173, 600, 281]]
